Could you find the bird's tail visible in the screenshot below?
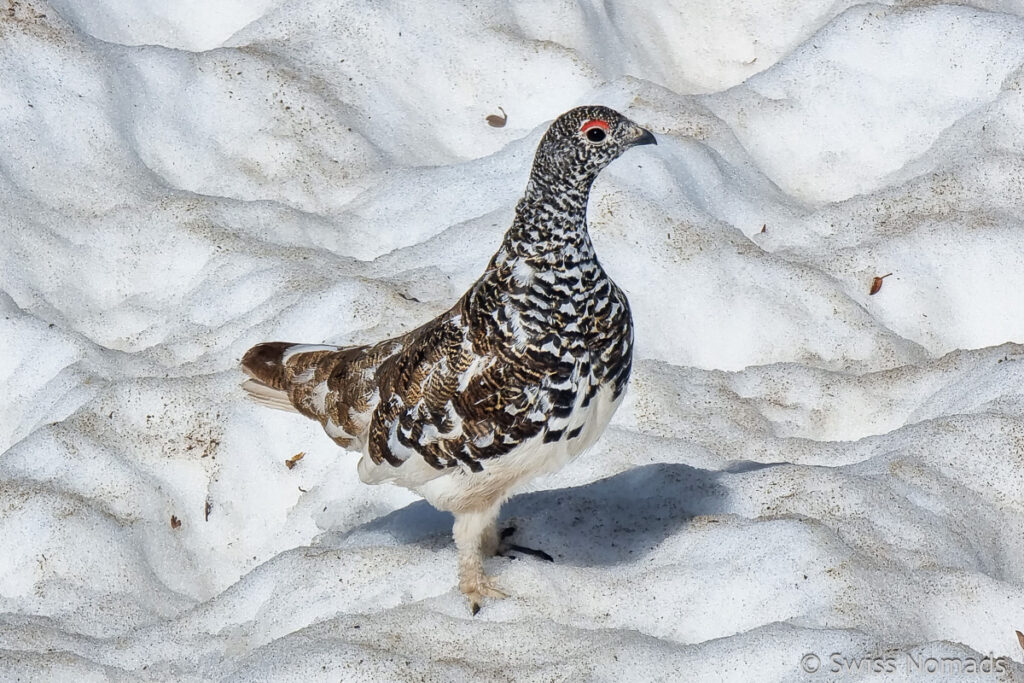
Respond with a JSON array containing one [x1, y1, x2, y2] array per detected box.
[[240, 341, 339, 413], [240, 377, 297, 413], [241, 342, 295, 389]]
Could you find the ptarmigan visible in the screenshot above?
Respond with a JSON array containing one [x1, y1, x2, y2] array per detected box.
[[242, 105, 656, 613]]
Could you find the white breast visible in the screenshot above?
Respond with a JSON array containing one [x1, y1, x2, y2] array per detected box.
[[404, 383, 624, 514]]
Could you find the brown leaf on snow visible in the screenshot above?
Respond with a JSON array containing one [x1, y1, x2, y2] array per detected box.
[[286, 451, 306, 469], [869, 273, 892, 295], [486, 106, 507, 128]]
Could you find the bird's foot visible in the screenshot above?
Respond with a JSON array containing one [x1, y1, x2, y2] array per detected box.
[[461, 573, 508, 616], [496, 526, 554, 562]]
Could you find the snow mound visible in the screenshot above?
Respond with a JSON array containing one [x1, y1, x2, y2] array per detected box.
[[2, 0, 1024, 680]]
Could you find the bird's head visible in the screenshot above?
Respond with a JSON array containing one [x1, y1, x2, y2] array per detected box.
[[530, 105, 657, 190]]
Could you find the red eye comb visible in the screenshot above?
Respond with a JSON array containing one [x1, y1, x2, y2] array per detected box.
[[581, 119, 610, 133]]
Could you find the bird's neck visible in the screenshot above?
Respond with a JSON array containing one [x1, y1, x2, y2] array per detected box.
[[468, 169, 608, 340], [500, 171, 596, 259]]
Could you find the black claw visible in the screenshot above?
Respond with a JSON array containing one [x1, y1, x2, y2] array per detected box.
[[471, 602, 481, 616], [498, 526, 554, 562], [507, 543, 554, 562]]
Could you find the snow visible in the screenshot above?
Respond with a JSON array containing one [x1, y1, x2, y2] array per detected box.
[[2, 0, 1024, 680]]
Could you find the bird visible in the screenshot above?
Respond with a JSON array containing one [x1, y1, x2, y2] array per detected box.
[[241, 105, 656, 613]]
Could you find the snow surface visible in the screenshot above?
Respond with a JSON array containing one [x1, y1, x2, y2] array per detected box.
[[2, 0, 1024, 680]]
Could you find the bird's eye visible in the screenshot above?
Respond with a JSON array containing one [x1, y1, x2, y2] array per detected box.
[[581, 119, 610, 144]]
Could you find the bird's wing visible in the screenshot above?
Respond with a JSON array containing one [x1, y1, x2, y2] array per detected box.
[[365, 304, 565, 475]]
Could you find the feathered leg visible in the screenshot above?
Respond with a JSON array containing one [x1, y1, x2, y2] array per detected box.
[[480, 518, 500, 557], [453, 504, 507, 614]]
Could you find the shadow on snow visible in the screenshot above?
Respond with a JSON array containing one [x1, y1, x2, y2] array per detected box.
[[333, 462, 730, 567]]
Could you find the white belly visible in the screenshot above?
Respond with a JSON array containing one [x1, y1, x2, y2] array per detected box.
[[406, 383, 624, 513]]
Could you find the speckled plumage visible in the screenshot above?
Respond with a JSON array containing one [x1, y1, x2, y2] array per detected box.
[[242, 105, 655, 612]]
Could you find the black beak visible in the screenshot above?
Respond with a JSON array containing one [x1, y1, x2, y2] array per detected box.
[[633, 128, 657, 146]]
